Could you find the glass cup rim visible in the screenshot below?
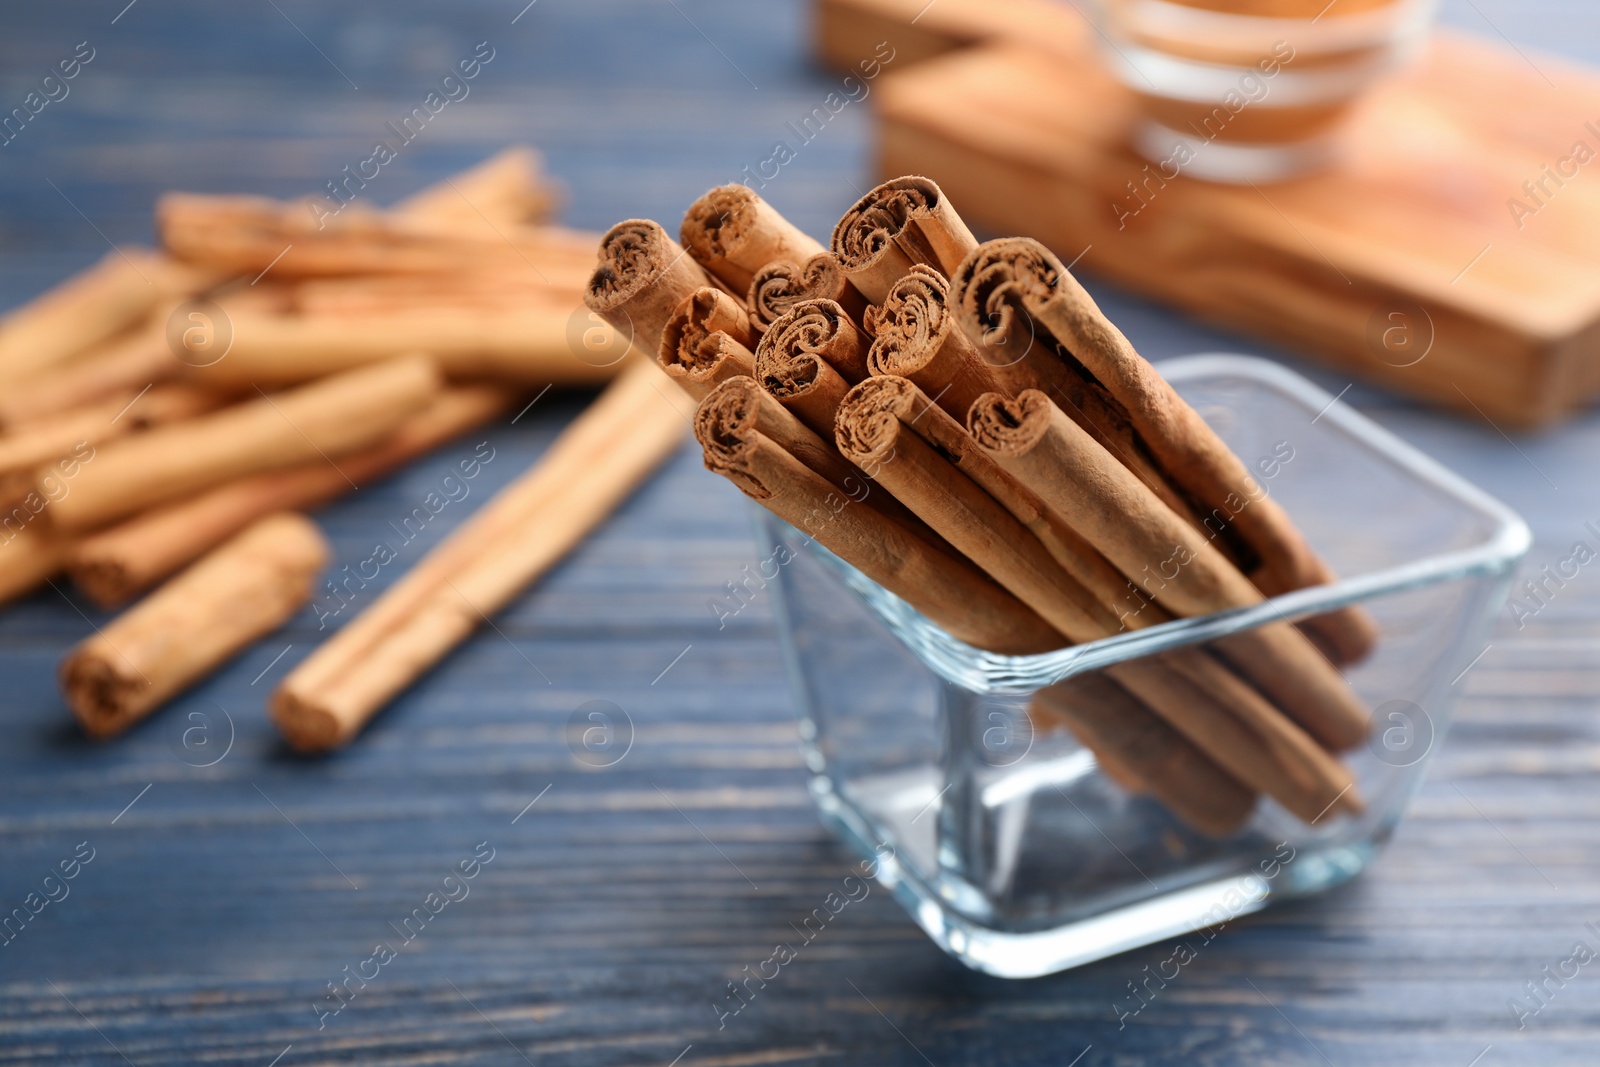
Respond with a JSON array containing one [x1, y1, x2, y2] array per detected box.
[[767, 353, 1531, 692]]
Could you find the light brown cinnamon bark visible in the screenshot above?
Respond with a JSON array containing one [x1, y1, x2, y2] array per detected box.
[[864, 265, 1008, 421], [0, 384, 225, 503], [754, 299, 869, 440], [835, 376, 1360, 821], [969, 389, 1369, 752], [292, 272, 585, 317], [0, 528, 70, 607], [67, 386, 514, 607], [271, 362, 689, 751], [0, 321, 173, 430], [1031, 674, 1255, 837], [585, 219, 717, 358], [829, 175, 977, 302], [747, 253, 867, 335], [680, 184, 825, 294], [696, 378, 1062, 656], [658, 288, 758, 400], [184, 307, 620, 389], [391, 146, 559, 228], [62, 513, 328, 738], [952, 236, 1377, 664], [0, 249, 183, 386], [48, 355, 441, 532], [158, 192, 600, 279]]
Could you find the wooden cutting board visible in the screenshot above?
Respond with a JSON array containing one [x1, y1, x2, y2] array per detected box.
[[817, 0, 1600, 428]]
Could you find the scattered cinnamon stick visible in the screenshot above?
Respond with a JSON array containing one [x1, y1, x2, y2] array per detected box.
[[271, 362, 688, 751], [67, 386, 515, 607], [61, 513, 327, 738], [391, 146, 559, 229], [830, 175, 977, 302], [182, 308, 618, 389], [47, 354, 441, 533], [680, 184, 825, 294], [747, 253, 867, 335]]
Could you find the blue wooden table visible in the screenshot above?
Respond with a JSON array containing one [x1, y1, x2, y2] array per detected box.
[[2, 2, 1598, 1064]]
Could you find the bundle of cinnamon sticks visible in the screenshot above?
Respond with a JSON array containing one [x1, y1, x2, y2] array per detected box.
[[584, 176, 1378, 837], [1, 148, 687, 746]]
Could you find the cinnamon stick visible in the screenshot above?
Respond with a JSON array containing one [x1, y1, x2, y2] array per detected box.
[[1031, 674, 1255, 837], [680, 184, 825, 294], [0, 384, 225, 505], [747, 253, 867, 335], [658, 288, 758, 400], [0, 320, 172, 430], [829, 175, 977, 302], [0, 249, 173, 385], [968, 389, 1369, 752], [391, 146, 558, 228], [834, 377, 1359, 821], [0, 528, 70, 608], [67, 386, 515, 607], [271, 362, 688, 751], [62, 513, 327, 738], [864, 264, 1009, 422], [754, 299, 867, 439], [157, 192, 599, 279], [584, 219, 716, 357], [695, 377, 1061, 655], [183, 308, 620, 389], [48, 354, 441, 533], [952, 236, 1377, 664]]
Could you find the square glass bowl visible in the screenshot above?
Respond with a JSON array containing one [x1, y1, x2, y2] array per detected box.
[[762, 354, 1528, 978]]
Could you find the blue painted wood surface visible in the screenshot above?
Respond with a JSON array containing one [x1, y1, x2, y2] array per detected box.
[[1, 2, 1599, 1064]]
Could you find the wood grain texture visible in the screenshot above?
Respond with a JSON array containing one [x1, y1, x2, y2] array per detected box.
[[1, 1, 1599, 1064], [827, 0, 1600, 428]]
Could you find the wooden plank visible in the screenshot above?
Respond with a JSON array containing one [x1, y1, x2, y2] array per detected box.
[[835, 0, 1600, 426]]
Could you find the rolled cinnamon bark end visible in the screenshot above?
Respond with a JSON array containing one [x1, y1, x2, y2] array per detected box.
[[829, 175, 978, 303], [835, 378, 1111, 644], [953, 236, 1376, 664], [970, 389, 1370, 752], [50, 354, 441, 533], [659, 288, 758, 400], [864, 265, 1006, 422], [693, 376, 863, 502], [696, 381, 1062, 656], [61, 513, 327, 739], [754, 301, 858, 440], [747, 254, 867, 336], [585, 218, 714, 355], [67, 386, 514, 608], [1031, 674, 1257, 837], [680, 185, 824, 294]]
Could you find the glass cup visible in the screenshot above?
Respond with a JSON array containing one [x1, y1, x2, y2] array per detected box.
[[764, 354, 1527, 977], [1090, 0, 1439, 182]]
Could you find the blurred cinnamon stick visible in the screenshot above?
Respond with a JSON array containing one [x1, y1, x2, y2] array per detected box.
[[67, 385, 515, 607], [47, 354, 440, 533], [62, 513, 327, 738], [271, 362, 688, 751]]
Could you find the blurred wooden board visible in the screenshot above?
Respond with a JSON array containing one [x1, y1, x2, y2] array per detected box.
[[818, 0, 1600, 429]]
